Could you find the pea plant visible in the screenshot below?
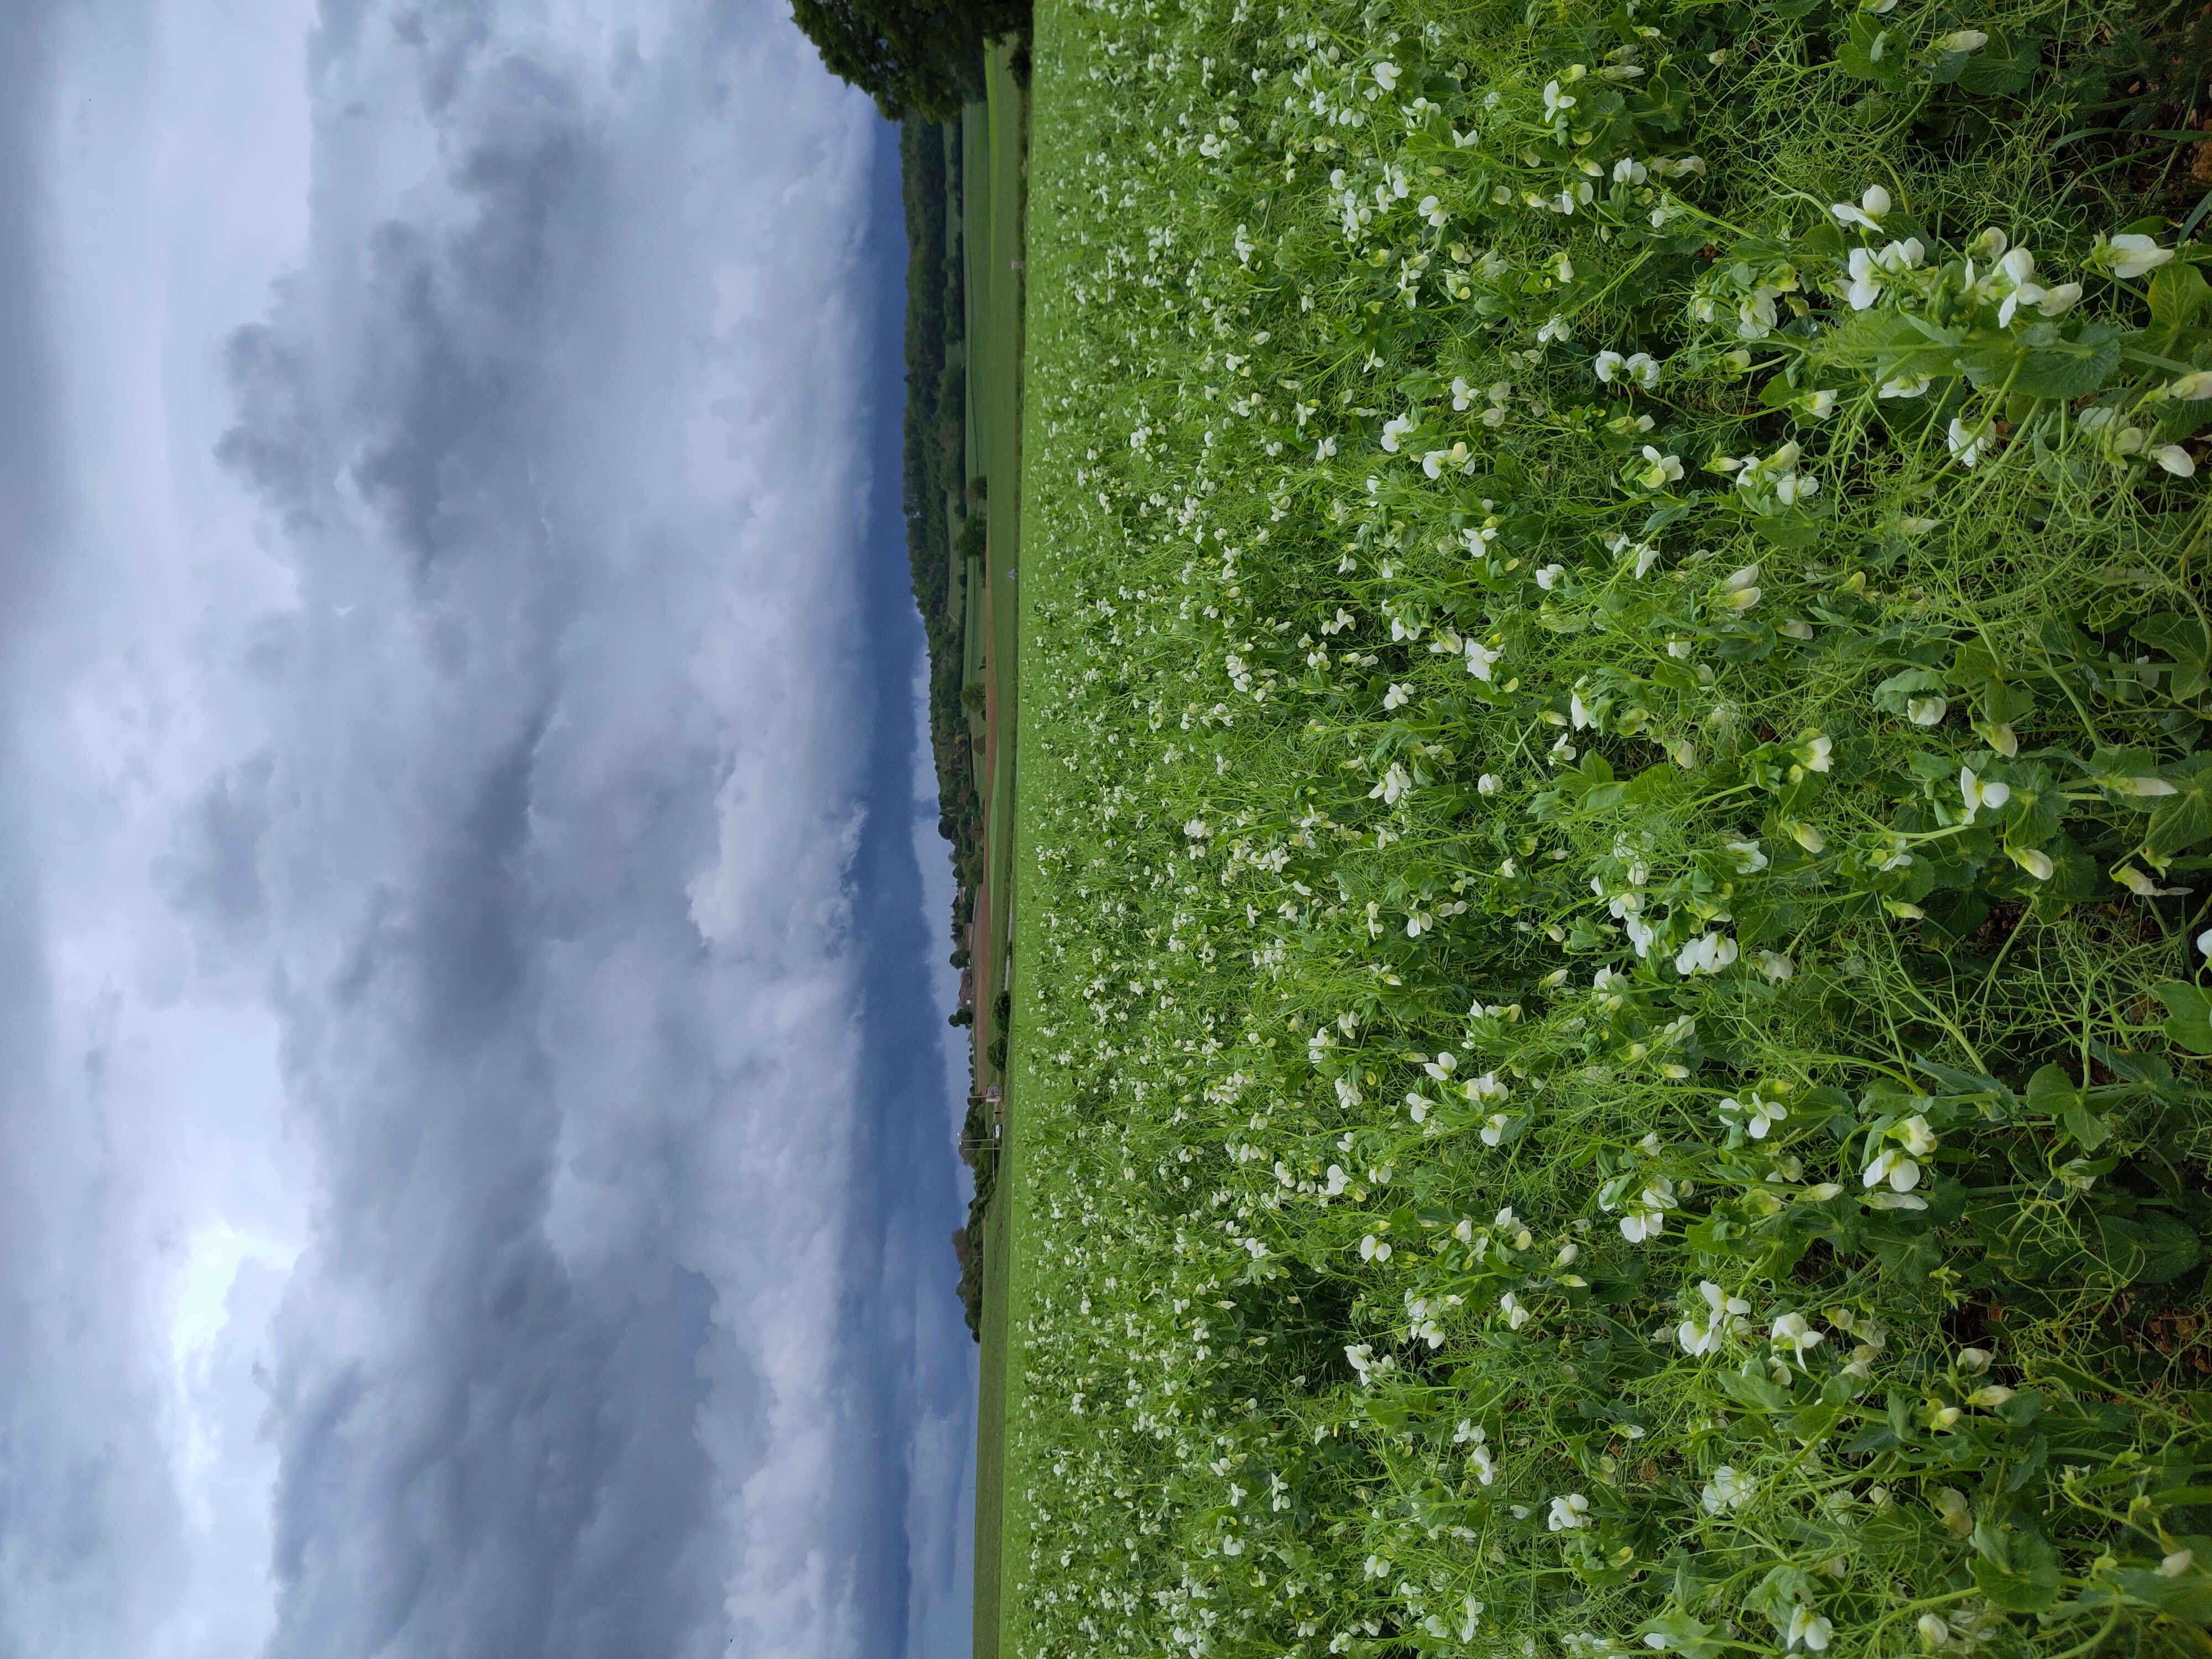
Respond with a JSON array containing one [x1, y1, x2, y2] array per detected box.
[[1001, 0, 2212, 1652]]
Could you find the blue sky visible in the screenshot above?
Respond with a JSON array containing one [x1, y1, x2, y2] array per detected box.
[[0, 2, 975, 1654]]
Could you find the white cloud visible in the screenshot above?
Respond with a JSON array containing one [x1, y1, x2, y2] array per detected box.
[[0, 1, 974, 1655]]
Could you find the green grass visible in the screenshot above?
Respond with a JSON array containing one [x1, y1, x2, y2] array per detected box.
[[992, 0, 2212, 1652], [970, 36, 1034, 1659]]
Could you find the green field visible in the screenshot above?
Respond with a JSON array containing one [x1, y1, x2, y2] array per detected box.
[[982, 0, 2212, 1651], [968, 38, 1032, 1659]]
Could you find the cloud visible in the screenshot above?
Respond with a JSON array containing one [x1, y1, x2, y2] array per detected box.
[[0, 0, 974, 1654]]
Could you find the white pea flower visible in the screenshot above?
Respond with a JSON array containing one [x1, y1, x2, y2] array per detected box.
[[1678, 1280, 1751, 1354], [1613, 155, 1648, 185], [1465, 639, 1501, 681], [2198, 927, 2212, 958], [1499, 1291, 1531, 1329], [1918, 1614, 1953, 1647], [1618, 1177, 1675, 1243], [1987, 246, 2051, 327], [1359, 1233, 1392, 1261], [1370, 60, 1400, 91], [2103, 232, 2175, 279], [1786, 1606, 1834, 1652], [1845, 248, 1885, 310], [2161, 1550, 2196, 1578], [1933, 1486, 1973, 1536], [1469, 1443, 1498, 1484], [1418, 193, 1447, 228], [1369, 762, 1412, 805], [1478, 773, 1503, 795], [1957, 1347, 1991, 1374], [2009, 846, 2054, 880], [1535, 564, 1568, 591], [1674, 932, 1739, 976], [1863, 1146, 1921, 1193], [1960, 766, 2010, 820], [1802, 388, 1838, 418], [1879, 371, 1933, 399], [1382, 681, 1412, 710], [2153, 445, 2196, 478], [1452, 375, 1474, 410], [1547, 1493, 1590, 1530], [1380, 413, 1416, 452], [1737, 285, 1782, 337], [1637, 446, 1684, 488], [1594, 349, 1627, 382], [1324, 1164, 1350, 1196], [1755, 950, 1794, 982], [1542, 79, 1577, 119], [2116, 865, 2189, 897], [1700, 1465, 1752, 1512], [1771, 1311, 1824, 1359], [1947, 417, 1994, 467], [1830, 183, 1891, 231], [1726, 839, 1770, 874], [1907, 695, 1948, 726]]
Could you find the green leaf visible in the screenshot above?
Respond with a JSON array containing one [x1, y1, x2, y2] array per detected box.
[[2146, 753, 2212, 858], [2011, 323, 2124, 400], [1913, 1056, 2017, 1109], [1955, 29, 2040, 95], [1719, 1364, 1793, 1412], [2149, 262, 2211, 330], [2154, 982, 2212, 1054], [2118, 1563, 2212, 1622], [2025, 1063, 2077, 1111], [1874, 666, 1947, 716], [1972, 1530, 2062, 1612], [1636, 1613, 1725, 1659], [1752, 514, 1822, 550], [2128, 612, 2210, 699], [2111, 1209, 2203, 1285], [1836, 13, 1907, 81], [2062, 1104, 2112, 1151]]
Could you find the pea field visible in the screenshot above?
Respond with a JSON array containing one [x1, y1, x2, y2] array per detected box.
[[993, 0, 2212, 1652]]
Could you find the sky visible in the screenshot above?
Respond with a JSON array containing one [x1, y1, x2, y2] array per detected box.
[[0, 2, 977, 1656]]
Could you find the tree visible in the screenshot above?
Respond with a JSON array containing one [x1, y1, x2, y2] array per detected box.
[[788, 0, 1029, 119]]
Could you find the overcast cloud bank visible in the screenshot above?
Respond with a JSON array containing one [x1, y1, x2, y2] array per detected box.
[[0, 3, 972, 1655]]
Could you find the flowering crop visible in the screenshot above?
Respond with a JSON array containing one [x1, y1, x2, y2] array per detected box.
[[1000, 0, 2212, 1653]]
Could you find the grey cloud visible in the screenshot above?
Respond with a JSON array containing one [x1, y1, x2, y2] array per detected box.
[[162, 1, 973, 1655]]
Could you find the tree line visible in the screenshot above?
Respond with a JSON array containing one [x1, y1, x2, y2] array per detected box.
[[789, 0, 1030, 119]]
